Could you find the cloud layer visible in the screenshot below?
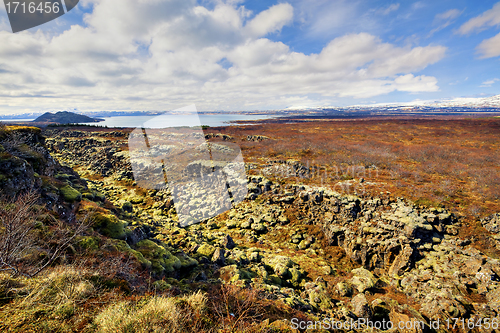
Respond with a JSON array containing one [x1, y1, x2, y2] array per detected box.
[[0, 0, 447, 112], [459, 2, 500, 59]]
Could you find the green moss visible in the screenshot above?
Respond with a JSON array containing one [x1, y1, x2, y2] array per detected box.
[[175, 252, 198, 269], [414, 197, 443, 208], [135, 240, 181, 274], [60, 185, 82, 203], [17, 144, 45, 172], [55, 173, 72, 180], [122, 201, 133, 212], [219, 265, 255, 284], [41, 176, 58, 191], [105, 239, 151, 268], [265, 255, 294, 279], [72, 184, 87, 193], [308, 288, 333, 310], [289, 267, 303, 288], [267, 274, 282, 286], [82, 192, 95, 200], [5, 125, 41, 135], [93, 192, 106, 202], [196, 244, 215, 258], [92, 213, 127, 239], [152, 280, 171, 291], [76, 236, 100, 251], [128, 196, 143, 204]]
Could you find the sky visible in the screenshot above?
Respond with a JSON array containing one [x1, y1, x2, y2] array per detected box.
[[0, 0, 500, 114]]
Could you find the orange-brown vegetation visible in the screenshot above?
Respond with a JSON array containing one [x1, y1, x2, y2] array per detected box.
[[209, 117, 500, 257], [213, 117, 500, 219]]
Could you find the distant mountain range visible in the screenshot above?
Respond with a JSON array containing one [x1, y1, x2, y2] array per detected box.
[[302, 94, 500, 111], [33, 111, 103, 124], [425, 94, 500, 109], [0, 94, 498, 121]]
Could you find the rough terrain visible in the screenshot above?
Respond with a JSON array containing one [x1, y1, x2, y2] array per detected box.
[[26, 126, 500, 332]]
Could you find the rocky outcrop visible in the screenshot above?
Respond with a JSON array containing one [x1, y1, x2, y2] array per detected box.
[[0, 127, 88, 220], [46, 135, 132, 178], [205, 133, 233, 141], [482, 213, 500, 251], [246, 135, 270, 141]]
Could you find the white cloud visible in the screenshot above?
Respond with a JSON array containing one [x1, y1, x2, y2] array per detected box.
[[456, 3, 500, 58], [0, 0, 446, 113], [379, 3, 400, 15], [480, 78, 499, 87], [411, 2, 425, 10], [428, 8, 463, 37], [394, 74, 439, 93], [294, 0, 363, 39], [458, 2, 500, 35], [477, 32, 500, 58], [245, 3, 293, 37], [435, 9, 462, 21]]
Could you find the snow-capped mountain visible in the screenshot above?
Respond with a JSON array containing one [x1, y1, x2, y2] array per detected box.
[[427, 94, 500, 108]]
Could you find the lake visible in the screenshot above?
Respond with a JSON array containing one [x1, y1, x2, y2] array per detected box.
[[77, 114, 278, 128]]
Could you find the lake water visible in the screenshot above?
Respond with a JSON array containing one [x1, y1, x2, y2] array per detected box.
[[1, 118, 37, 122], [77, 114, 278, 128]]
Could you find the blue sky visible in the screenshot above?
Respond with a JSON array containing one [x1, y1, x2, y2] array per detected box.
[[0, 0, 499, 113]]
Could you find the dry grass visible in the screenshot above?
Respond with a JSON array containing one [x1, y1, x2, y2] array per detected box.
[[0, 265, 104, 332], [95, 295, 185, 333], [0, 268, 305, 333]]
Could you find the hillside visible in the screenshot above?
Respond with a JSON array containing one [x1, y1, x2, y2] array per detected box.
[[33, 111, 103, 124]]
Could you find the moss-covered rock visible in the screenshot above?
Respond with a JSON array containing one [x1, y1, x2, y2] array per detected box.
[[196, 244, 216, 258], [103, 239, 151, 268], [92, 213, 127, 240], [250, 222, 267, 234], [152, 280, 171, 291], [175, 252, 198, 270], [267, 274, 282, 286], [128, 196, 143, 204], [265, 255, 294, 280], [16, 143, 46, 173], [288, 267, 303, 288], [122, 201, 133, 212], [307, 284, 334, 310], [55, 173, 72, 181], [135, 240, 181, 274], [76, 236, 100, 251], [60, 185, 82, 203], [337, 281, 353, 297], [351, 267, 377, 293], [219, 264, 254, 284], [82, 192, 95, 200], [0, 151, 35, 197]]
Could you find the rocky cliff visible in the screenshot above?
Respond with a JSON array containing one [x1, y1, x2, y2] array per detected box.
[[0, 126, 93, 221]]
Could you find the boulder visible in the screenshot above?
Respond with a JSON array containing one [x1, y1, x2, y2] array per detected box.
[[388, 246, 413, 277], [212, 248, 226, 266], [222, 234, 236, 249], [351, 293, 372, 318], [351, 267, 377, 293]]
